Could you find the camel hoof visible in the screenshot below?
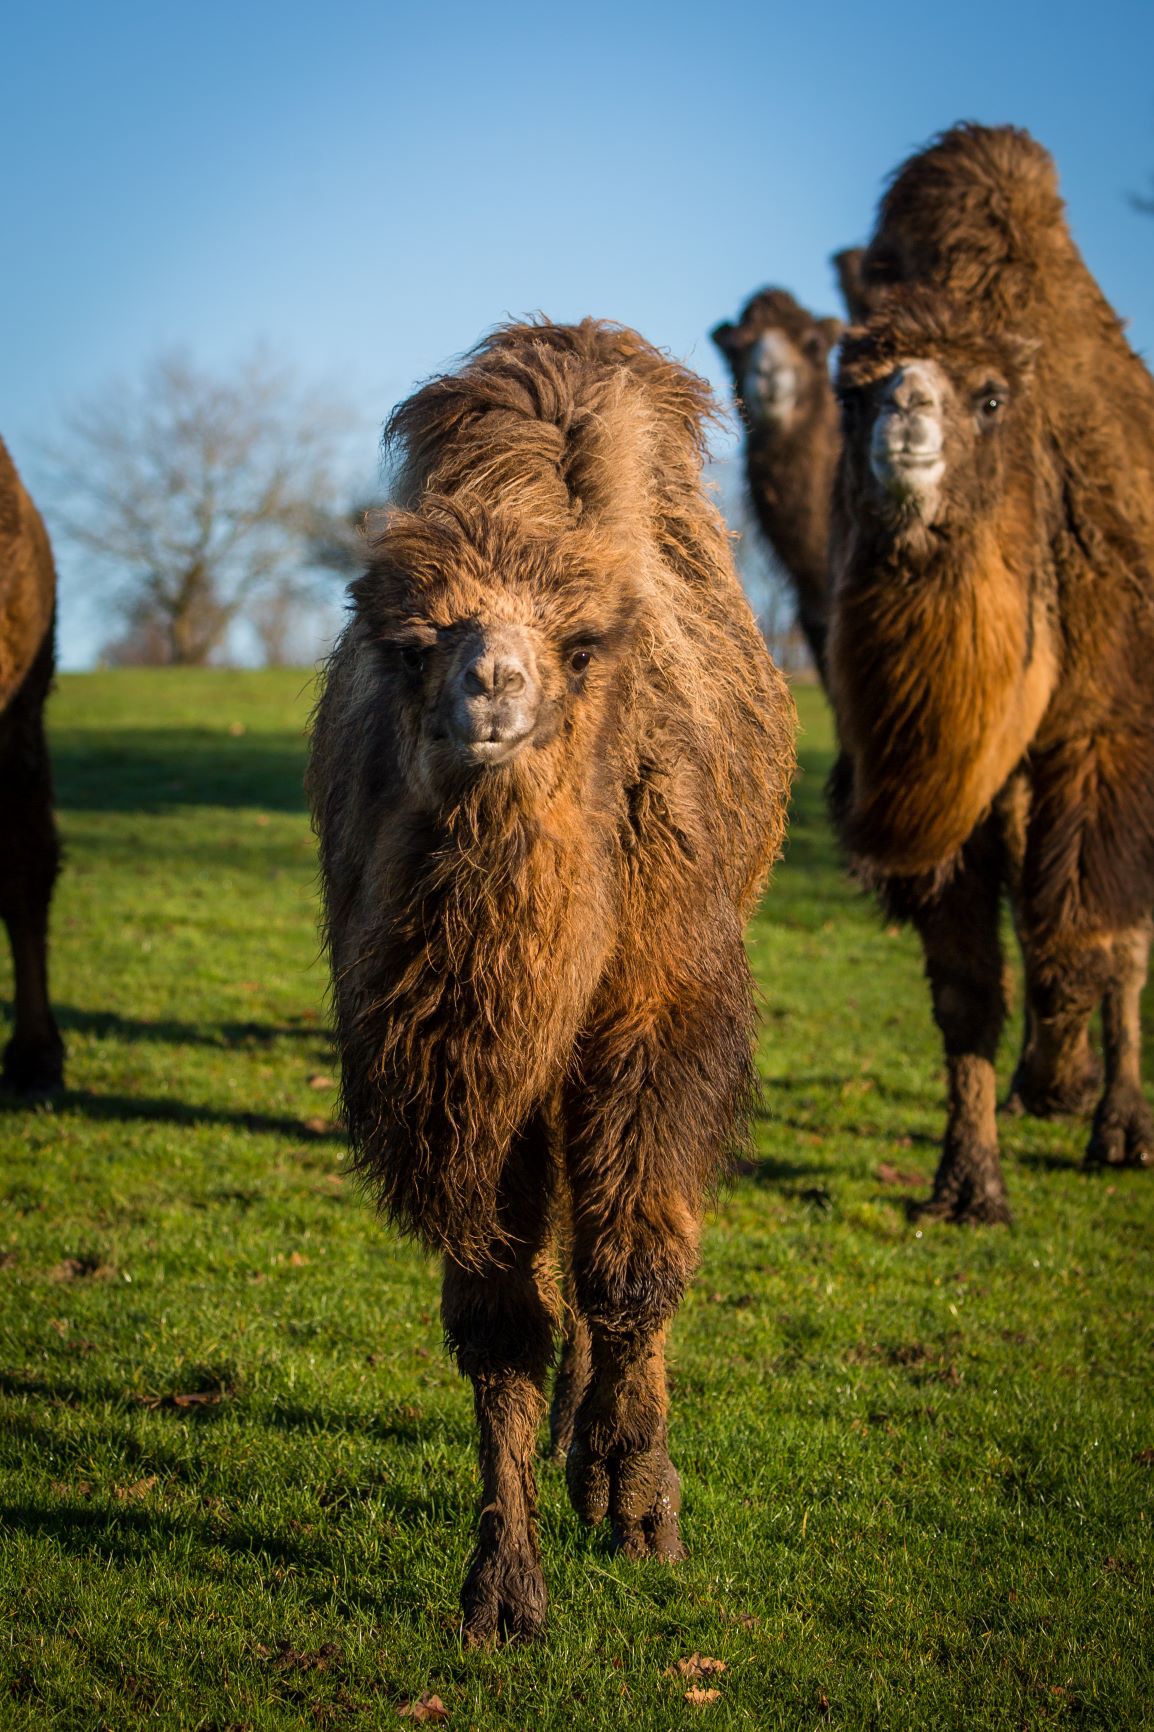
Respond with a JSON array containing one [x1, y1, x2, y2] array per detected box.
[[1, 1034, 64, 1101], [1085, 1089, 1154, 1170], [1005, 1057, 1101, 1121], [460, 1543, 547, 1645], [911, 1187, 1012, 1228]]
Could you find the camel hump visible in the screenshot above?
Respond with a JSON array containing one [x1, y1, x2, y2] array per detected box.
[[0, 436, 56, 710]]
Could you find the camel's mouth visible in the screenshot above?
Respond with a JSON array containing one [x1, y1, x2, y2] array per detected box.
[[459, 733, 532, 768]]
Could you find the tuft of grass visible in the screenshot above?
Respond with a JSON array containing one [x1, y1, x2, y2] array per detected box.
[[0, 670, 1150, 1729]]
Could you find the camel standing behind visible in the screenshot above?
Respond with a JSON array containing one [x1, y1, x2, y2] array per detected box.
[[310, 318, 794, 1638], [0, 438, 63, 1097], [828, 124, 1154, 1221], [712, 289, 843, 677]]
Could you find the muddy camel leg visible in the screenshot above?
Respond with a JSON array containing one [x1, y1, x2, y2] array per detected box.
[[0, 661, 63, 1097], [440, 1121, 557, 1644], [1087, 921, 1154, 1169], [563, 974, 746, 1557], [907, 826, 1011, 1224]]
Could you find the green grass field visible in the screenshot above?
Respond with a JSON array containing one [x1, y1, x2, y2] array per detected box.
[[1, 671, 1151, 1730]]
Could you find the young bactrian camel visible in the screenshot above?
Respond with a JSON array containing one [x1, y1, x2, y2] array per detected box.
[[829, 125, 1154, 1222], [309, 319, 795, 1638], [0, 437, 63, 1097]]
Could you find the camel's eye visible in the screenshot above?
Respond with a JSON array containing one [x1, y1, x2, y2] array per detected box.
[[399, 645, 427, 676], [569, 648, 592, 675], [976, 385, 1006, 425]]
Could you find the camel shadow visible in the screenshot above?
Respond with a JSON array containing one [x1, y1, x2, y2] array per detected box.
[[47, 1004, 332, 1055], [52, 728, 308, 814], [0, 1087, 343, 1142]]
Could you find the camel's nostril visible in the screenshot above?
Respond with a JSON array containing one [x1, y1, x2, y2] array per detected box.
[[463, 654, 529, 698]]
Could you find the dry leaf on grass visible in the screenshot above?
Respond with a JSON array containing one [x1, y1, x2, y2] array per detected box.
[[1133, 1447, 1154, 1465], [49, 1257, 116, 1283], [288, 1251, 310, 1267], [876, 1163, 926, 1188], [308, 1074, 334, 1090], [139, 1389, 225, 1411], [667, 1656, 727, 1680], [398, 1695, 449, 1722], [114, 1476, 158, 1501], [683, 1687, 721, 1706]]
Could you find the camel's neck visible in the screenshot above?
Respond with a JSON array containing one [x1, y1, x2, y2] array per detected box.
[[745, 396, 838, 665], [829, 519, 1056, 874]]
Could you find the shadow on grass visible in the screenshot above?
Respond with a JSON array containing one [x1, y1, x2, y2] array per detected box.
[[1014, 1149, 1086, 1173], [0, 1088, 343, 1143], [52, 729, 308, 814], [47, 1004, 332, 1055], [732, 1153, 833, 1185]]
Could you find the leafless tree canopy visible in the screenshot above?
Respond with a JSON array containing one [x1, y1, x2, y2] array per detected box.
[[43, 351, 358, 666]]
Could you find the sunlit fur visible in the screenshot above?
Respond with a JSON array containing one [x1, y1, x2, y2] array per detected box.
[[309, 318, 795, 1637], [712, 289, 842, 678], [828, 124, 1154, 1222], [0, 437, 63, 1095]]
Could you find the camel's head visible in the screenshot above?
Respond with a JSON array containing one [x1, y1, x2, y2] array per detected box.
[[351, 494, 638, 810], [712, 289, 842, 433], [836, 293, 1040, 535]]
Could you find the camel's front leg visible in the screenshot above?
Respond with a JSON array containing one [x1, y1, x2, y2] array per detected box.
[[440, 1125, 557, 1643], [906, 824, 1012, 1224]]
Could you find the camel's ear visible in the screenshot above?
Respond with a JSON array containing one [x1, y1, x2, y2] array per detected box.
[[818, 316, 844, 350], [711, 320, 739, 358], [832, 247, 870, 322]]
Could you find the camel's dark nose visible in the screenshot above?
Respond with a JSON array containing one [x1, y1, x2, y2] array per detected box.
[[445, 624, 541, 764]]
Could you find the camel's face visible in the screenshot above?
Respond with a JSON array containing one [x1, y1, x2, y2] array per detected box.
[[843, 344, 1023, 533], [712, 295, 840, 434], [356, 509, 637, 810], [742, 329, 804, 428], [386, 610, 597, 804]]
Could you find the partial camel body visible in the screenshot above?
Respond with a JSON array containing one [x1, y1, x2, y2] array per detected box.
[[0, 438, 63, 1097], [712, 289, 843, 679], [829, 123, 1154, 1223], [309, 319, 795, 1639]]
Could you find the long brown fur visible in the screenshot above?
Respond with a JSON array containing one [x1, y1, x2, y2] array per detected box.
[[309, 317, 795, 1638], [0, 437, 63, 1096], [829, 124, 1154, 1223]]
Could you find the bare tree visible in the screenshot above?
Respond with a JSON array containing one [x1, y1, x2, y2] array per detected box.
[[43, 350, 357, 666]]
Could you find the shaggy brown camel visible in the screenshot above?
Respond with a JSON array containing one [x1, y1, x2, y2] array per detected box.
[[309, 318, 794, 1640], [830, 148, 1154, 1225], [0, 437, 63, 1097]]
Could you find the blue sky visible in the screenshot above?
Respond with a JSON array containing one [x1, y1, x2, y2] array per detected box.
[[4, 0, 1153, 665]]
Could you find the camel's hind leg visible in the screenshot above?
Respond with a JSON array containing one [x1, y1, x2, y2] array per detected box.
[[1086, 921, 1153, 1169], [441, 1115, 559, 1643], [0, 636, 63, 1098], [548, 1310, 590, 1464]]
